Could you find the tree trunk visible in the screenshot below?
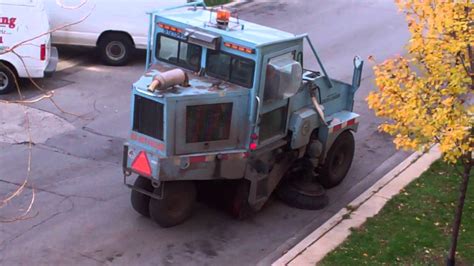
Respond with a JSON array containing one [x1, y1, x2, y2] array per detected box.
[[446, 161, 472, 266]]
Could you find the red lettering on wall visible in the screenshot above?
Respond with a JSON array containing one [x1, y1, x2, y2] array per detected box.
[[0, 17, 16, 29]]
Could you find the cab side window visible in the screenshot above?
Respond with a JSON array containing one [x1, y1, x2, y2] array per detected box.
[[157, 35, 202, 71], [207, 52, 231, 80], [206, 50, 255, 88], [158, 37, 179, 63], [231, 58, 254, 87]]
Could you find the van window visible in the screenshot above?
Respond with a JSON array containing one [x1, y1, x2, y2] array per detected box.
[[206, 50, 255, 88], [156, 35, 202, 72]]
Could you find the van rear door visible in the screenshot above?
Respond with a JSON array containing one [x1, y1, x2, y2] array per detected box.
[[0, 0, 54, 78]]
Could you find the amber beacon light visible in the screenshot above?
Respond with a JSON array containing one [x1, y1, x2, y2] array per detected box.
[[216, 9, 231, 25]]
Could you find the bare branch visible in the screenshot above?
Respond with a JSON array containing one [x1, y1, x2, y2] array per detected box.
[[0, 0, 93, 222], [457, 50, 472, 78]]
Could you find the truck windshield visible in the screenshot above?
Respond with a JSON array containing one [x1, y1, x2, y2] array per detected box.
[[156, 35, 202, 72], [206, 50, 255, 88]]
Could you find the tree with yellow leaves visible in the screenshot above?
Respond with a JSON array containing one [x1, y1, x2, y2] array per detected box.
[[366, 1, 473, 265]]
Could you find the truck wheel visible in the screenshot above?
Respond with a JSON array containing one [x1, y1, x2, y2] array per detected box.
[[130, 176, 154, 217], [277, 161, 329, 210], [0, 65, 16, 95], [98, 33, 133, 66], [149, 181, 196, 227], [318, 131, 355, 188]]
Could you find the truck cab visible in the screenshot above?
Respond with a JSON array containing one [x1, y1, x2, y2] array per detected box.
[[123, 2, 363, 227]]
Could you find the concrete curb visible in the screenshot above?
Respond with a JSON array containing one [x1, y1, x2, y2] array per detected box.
[[272, 146, 441, 266]]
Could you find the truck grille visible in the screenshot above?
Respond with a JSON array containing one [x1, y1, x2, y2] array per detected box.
[[133, 95, 164, 140], [186, 103, 233, 143]]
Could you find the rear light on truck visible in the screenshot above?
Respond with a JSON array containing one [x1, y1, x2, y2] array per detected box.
[[40, 44, 46, 61], [249, 133, 258, 151], [249, 142, 258, 151]]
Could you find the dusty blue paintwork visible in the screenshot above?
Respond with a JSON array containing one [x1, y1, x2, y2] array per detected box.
[[123, 1, 363, 210]]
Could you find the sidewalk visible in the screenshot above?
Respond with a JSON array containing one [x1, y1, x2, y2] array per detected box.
[[273, 146, 441, 265]]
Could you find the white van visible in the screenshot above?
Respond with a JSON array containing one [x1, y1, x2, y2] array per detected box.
[[0, 0, 58, 95], [44, 0, 187, 66]]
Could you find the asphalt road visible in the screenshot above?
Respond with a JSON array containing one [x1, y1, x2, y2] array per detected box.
[[0, 1, 410, 265]]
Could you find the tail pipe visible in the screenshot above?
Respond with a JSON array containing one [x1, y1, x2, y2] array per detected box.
[[309, 89, 328, 126], [148, 69, 189, 92]]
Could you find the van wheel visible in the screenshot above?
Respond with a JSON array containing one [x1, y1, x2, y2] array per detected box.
[[98, 33, 133, 66], [318, 131, 355, 188], [0, 64, 16, 95], [149, 181, 196, 228]]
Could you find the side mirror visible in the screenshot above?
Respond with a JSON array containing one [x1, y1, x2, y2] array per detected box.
[[352, 56, 364, 90]]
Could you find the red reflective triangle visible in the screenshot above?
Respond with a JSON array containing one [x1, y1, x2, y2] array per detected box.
[[131, 151, 152, 176]]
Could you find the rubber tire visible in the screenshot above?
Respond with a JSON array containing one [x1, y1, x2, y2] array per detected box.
[[0, 64, 16, 95], [277, 177, 329, 210], [130, 176, 154, 217], [318, 131, 355, 188], [98, 33, 133, 66], [149, 181, 196, 228]]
